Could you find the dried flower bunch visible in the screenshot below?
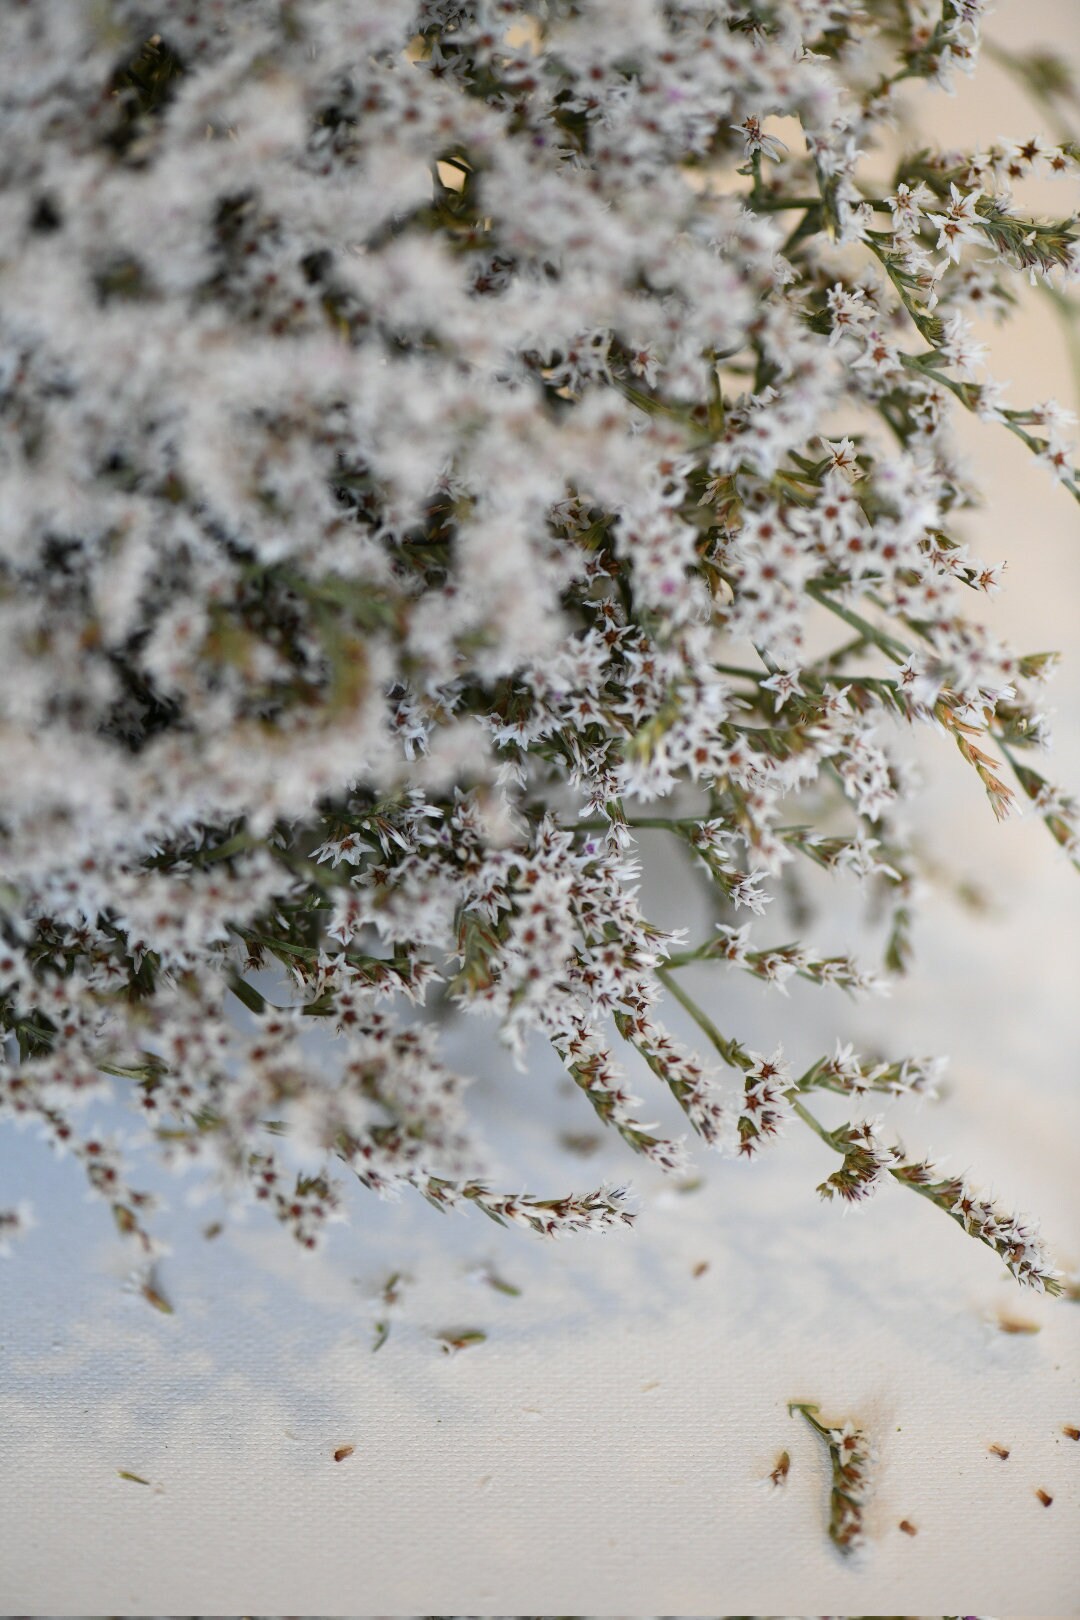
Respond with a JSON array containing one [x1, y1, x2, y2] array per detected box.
[[1, 0, 1077, 1286]]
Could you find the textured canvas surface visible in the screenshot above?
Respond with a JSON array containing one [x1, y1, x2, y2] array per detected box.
[[2, 6, 1079, 1613]]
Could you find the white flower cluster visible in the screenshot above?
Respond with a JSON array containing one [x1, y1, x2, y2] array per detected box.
[[0, 0, 1074, 1281], [824, 1417, 876, 1555]]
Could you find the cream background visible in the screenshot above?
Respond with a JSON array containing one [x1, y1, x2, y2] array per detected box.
[[2, 5, 1079, 1612]]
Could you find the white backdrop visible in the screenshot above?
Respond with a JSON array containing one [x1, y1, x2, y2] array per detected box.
[[2, 5, 1079, 1612]]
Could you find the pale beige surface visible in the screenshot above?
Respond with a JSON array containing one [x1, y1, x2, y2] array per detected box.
[[2, 7, 1079, 1614]]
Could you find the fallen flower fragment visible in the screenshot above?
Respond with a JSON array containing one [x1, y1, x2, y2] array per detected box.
[[436, 1330, 488, 1356], [789, 1402, 875, 1556]]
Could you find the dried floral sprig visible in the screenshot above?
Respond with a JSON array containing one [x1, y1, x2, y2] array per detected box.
[[658, 971, 1061, 1291], [789, 1401, 875, 1556]]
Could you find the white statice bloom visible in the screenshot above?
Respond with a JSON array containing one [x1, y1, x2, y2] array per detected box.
[[731, 116, 788, 164], [760, 667, 806, 712], [737, 1047, 795, 1158], [713, 922, 753, 967], [729, 873, 774, 915], [927, 183, 986, 265], [937, 312, 989, 379], [826, 282, 871, 347], [1034, 434, 1079, 484], [886, 179, 934, 235]]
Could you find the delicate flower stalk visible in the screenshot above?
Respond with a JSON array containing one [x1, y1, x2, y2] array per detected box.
[[412, 1176, 636, 1239], [659, 974, 1060, 1289]]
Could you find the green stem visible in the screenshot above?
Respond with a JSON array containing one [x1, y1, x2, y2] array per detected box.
[[748, 194, 826, 212], [788, 1399, 831, 1438], [712, 661, 767, 682], [199, 829, 257, 864], [567, 815, 707, 833], [790, 1095, 840, 1149], [655, 965, 748, 1070], [614, 378, 693, 423], [804, 580, 910, 660], [864, 237, 941, 345], [902, 356, 1080, 504]]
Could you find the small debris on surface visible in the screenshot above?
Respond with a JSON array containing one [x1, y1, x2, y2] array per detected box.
[[470, 1263, 521, 1297], [1063, 1425, 1079, 1441], [899, 1518, 918, 1536], [997, 1315, 1041, 1334], [641, 1379, 661, 1392], [203, 1221, 223, 1240], [559, 1131, 602, 1157], [768, 1450, 790, 1488], [333, 1445, 355, 1463], [989, 1443, 1010, 1459], [691, 1260, 709, 1278], [117, 1470, 151, 1486], [436, 1329, 487, 1355], [139, 1267, 173, 1315], [371, 1270, 407, 1351], [1035, 1487, 1053, 1507], [380, 1270, 406, 1305]]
